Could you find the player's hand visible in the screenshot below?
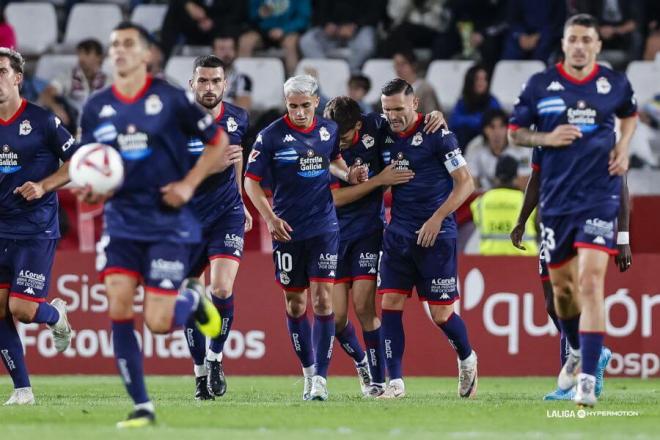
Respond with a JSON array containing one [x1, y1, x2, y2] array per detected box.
[[546, 124, 582, 147], [71, 184, 110, 205], [423, 110, 447, 134], [608, 144, 629, 175], [198, 17, 214, 32], [267, 215, 293, 242], [14, 181, 46, 201], [416, 215, 444, 248], [615, 244, 632, 272], [510, 222, 527, 250], [348, 165, 368, 185], [375, 164, 414, 186], [221, 145, 243, 171], [161, 180, 195, 208], [243, 206, 253, 233]]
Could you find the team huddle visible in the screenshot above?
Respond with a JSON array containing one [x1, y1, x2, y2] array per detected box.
[[0, 13, 636, 429]]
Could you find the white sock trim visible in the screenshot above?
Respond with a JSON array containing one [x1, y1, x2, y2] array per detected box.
[[134, 401, 155, 413], [302, 365, 316, 377], [206, 351, 219, 362], [193, 364, 207, 377], [569, 346, 581, 357]]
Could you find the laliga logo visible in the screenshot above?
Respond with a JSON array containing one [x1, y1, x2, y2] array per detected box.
[[458, 268, 660, 377]]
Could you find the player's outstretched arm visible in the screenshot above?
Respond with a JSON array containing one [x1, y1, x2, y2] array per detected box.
[[331, 164, 414, 208], [510, 168, 540, 250], [615, 173, 632, 272], [14, 161, 72, 201], [509, 125, 582, 148], [416, 166, 474, 247], [244, 178, 292, 242]]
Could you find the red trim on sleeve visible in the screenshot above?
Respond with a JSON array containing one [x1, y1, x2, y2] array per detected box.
[[507, 123, 521, 132], [145, 287, 179, 296], [214, 102, 225, 123], [0, 99, 27, 126], [283, 114, 317, 133], [9, 292, 45, 303], [531, 163, 541, 172], [574, 242, 618, 255], [207, 127, 224, 147], [397, 113, 423, 138], [209, 254, 242, 263], [112, 76, 153, 104], [556, 63, 600, 85], [245, 172, 263, 182], [329, 182, 340, 190]]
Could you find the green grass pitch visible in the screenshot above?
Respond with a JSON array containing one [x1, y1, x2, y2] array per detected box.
[[1, 376, 658, 439]]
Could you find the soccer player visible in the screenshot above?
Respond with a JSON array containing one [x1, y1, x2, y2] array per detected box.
[[508, 14, 637, 407], [78, 23, 238, 427], [377, 78, 478, 399], [511, 167, 632, 400], [245, 75, 366, 401], [0, 47, 74, 405], [323, 96, 446, 397], [184, 54, 251, 400]]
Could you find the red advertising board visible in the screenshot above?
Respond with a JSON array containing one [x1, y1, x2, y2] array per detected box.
[[19, 251, 660, 378]]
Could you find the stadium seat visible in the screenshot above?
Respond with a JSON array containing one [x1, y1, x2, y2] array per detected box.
[[627, 169, 660, 195], [35, 54, 78, 83], [164, 56, 196, 88], [626, 61, 660, 106], [362, 59, 395, 104], [63, 3, 123, 49], [6, 2, 58, 56], [491, 60, 545, 111], [295, 58, 350, 100], [130, 4, 168, 34], [234, 57, 286, 111], [426, 60, 474, 111]]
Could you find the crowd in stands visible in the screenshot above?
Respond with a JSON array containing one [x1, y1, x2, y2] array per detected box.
[[1, 0, 659, 251]]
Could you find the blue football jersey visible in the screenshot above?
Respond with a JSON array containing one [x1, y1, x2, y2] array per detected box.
[[245, 115, 341, 241], [510, 63, 637, 216], [0, 100, 76, 239], [79, 77, 221, 243], [331, 112, 386, 242], [381, 113, 466, 239], [187, 101, 249, 227]]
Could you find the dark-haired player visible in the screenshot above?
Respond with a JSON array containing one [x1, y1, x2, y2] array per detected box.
[[508, 14, 637, 407]]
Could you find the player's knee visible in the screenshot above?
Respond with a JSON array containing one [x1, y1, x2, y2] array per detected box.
[[430, 305, 454, 325], [8, 299, 35, 323], [311, 294, 332, 315], [578, 269, 604, 298], [210, 284, 232, 299], [381, 293, 405, 310], [144, 313, 171, 334], [285, 295, 307, 317]]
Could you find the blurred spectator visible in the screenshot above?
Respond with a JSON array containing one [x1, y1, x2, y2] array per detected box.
[[392, 50, 441, 114], [383, 0, 461, 60], [501, 0, 565, 62], [0, 1, 16, 49], [147, 40, 166, 78], [470, 155, 538, 256], [642, 0, 660, 60], [213, 35, 253, 111], [451, 0, 509, 68], [449, 64, 501, 147], [20, 72, 48, 103], [347, 74, 372, 113], [299, 0, 379, 72], [628, 94, 660, 168], [465, 109, 531, 190], [239, 0, 311, 76], [39, 39, 107, 133], [576, 0, 643, 69], [160, 0, 247, 60]]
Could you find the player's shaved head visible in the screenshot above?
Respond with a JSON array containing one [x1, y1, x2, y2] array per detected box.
[[381, 78, 414, 97], [113, 21, 152, 48], [564, 13, 599, 36]]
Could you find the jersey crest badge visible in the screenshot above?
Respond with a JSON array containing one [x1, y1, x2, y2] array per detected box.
[[226, 116, 238, 132], [362, 134, 375, 148], [145, 94, 163, 115], [411, 132, 423, 146], [319, 126, 330, 141], [596, 77, 611, 94], [19, 120, 32, 136]]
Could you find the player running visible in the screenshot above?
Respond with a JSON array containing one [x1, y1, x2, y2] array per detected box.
[[377, 78, 478, 399], [245, 75, 367, 401], [323, 96, 446, 397], [78, 23, 238, 427], [184, 55, 251, 400], [511, 167, 632, 400], [508, 14, 637, 407], [0, 47, 74, 405]]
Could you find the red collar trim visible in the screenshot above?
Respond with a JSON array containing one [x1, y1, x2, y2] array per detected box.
[[284, 114, 317, 133], [397, 113, 423, 138], [556, 63, 600, 85], [351, 129, 360, 146], [0, 99, 27, 126], [112, 75, 153, 104], [214, 102, 225, 122]]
